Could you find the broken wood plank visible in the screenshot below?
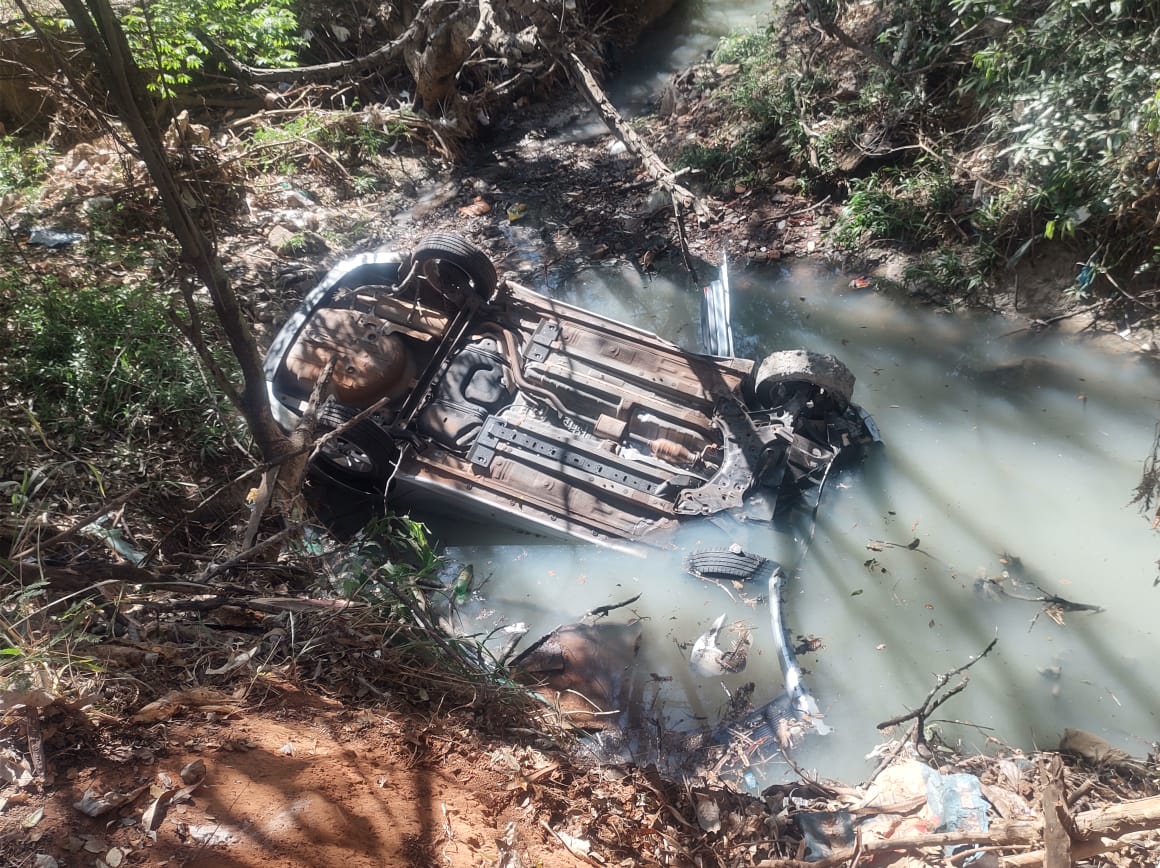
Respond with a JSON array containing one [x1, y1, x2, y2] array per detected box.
[[1040, 754, 1072, 867]]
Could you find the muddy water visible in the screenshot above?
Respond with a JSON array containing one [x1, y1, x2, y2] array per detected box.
[[439, 261, 1159, 786]]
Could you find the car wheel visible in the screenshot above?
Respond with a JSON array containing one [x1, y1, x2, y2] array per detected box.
[[753, 350, 855, 409], [412, 233, 498, 303], [313, 402, 398, 486]]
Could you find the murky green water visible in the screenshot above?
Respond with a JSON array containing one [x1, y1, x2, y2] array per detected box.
[[437, 260, 1158, 785]]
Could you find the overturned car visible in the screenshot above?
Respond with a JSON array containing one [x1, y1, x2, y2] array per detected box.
[[264, 233, 878, 546]]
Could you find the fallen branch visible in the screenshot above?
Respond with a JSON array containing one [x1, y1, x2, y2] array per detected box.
[[800, 0, 897, 75], [243, 354, 336, 549], [758, 821, 1042, 867], [1003, 795, 1160, 866], [1040, 754, 1071, 867], [583, 593, 641, 622], [761, 788, 1160, 868], [877, 637, 998, 737], [562, 51, 712, 227], [195, 9, 427, 85], [199, 525, 299, 582], [5, 560, 179, 598]]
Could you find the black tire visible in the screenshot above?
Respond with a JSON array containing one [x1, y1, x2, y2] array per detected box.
[[752, 350, 855, 409], [684, 547, 778, 582], [412, 233, 498, 302], [313, 402, 398, 486]]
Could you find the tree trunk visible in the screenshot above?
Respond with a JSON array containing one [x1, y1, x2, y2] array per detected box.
[[53, 0, 290, 465]]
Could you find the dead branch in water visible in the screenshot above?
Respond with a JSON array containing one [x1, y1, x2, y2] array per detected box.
[[561, 52, 711, 224], [876, 637, 998, 733]]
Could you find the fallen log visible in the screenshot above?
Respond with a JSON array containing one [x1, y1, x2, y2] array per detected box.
[[1004, 793, 1160, 866], [1040, 754, 1071, 867], [758, 793, 1160, 868], [756, 822, 1042, 867]]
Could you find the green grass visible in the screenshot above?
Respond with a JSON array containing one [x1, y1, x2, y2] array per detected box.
[[1, 261, 240, 459], [833, 167, 957, 250], [0, 135, 53, 197]]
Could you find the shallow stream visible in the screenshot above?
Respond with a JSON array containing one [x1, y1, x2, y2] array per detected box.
[[433, 258, 1159, 786], [436, 2, 1157, 786]]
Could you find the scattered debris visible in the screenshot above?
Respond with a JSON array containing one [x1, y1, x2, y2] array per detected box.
[[26, 226, 84, 247], [689, 613, 750, 678], [73, 784, 148, 818], [130, 687, 240, 725]]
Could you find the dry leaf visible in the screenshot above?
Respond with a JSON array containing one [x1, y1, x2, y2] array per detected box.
[[1, 752, 35, 788], [0, 689, 56, 714], [73, 784, 149, 818], [141, 789, 175, 834], [204, 646, 259, 676], [695, 795, 721, 832]]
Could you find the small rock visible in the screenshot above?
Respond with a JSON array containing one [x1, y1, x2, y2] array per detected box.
[[83, 195, 115, 214], [180, 759, 206, 784], [694, 795, 721, 833], [280, 189, 315, 208], [267, 224, 296, 251]]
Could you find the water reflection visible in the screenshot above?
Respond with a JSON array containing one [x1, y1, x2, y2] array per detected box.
[[434, 260, 1158, 786]]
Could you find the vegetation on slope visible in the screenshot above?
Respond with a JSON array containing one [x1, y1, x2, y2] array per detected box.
[[682, 0, 1160, 303]]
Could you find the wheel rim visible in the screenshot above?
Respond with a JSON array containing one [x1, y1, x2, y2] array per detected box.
[[320, 437, 376, 475], [420, 257, 478, 302]]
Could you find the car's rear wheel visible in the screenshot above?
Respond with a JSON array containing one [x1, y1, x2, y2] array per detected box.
[[413, 233, 498, 303], [752, 350, 855, 409], [313, 402, 398, 486]]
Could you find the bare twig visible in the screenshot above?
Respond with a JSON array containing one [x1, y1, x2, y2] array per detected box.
[[193, 6, 429, 85], [12, 485, 145, 561], [876, 638, 998, 733], [199, 525, 300, 582]]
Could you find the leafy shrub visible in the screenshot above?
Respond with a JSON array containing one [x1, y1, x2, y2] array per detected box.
[[714, 30, 833, 170], [711, 0, 1160, 289], [1, 265, 238, 458], [903, 245, 998, 300], [957, 0, 1160, 243], [246, 113, 408, 177], [0, 136, 53, 196], [834, 167, 958, 249], [329, 516, 442, 610], [118, 0, 302, 94], [674, 143, 744, 191]]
